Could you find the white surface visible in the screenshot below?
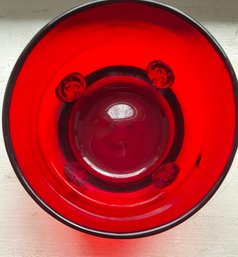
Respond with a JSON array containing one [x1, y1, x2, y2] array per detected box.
[[0, 1, 238, 256]]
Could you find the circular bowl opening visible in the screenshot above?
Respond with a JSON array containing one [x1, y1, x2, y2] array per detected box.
[[3, 0, 238, 238]]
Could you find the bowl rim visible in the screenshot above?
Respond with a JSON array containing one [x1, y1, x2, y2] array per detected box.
[[2, 0, 238, 239]]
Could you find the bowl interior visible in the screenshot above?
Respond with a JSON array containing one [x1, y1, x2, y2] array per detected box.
[[5, 1, 237, 237]]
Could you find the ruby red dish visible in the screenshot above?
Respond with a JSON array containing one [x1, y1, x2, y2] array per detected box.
[[2, 0, 238, 238]]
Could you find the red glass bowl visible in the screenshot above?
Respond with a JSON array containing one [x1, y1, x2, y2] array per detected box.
[[2, 0, 238, 238]]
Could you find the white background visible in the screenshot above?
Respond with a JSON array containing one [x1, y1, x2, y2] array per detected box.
[[0, 1, 238, 256]]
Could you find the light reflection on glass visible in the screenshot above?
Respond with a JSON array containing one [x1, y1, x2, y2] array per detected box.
[[107, 103, 135, 120]]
